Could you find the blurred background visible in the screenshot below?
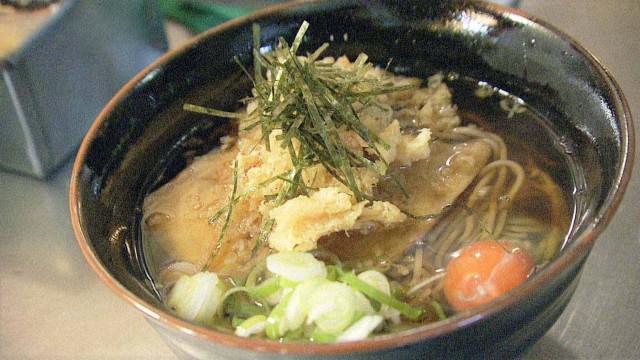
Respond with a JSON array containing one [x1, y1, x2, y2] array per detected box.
[[1, 0, 638, 358]]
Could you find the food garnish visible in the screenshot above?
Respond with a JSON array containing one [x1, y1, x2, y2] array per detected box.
[[185, 21, 420, 263]]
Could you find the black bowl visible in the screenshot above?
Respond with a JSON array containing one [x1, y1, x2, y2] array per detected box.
[[70, 1, 634, 359]]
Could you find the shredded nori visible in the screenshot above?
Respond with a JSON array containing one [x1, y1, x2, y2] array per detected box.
[[186, 21, 421, 269]]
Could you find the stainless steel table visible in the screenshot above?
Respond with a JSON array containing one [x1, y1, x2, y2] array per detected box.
[[1, 1, 638, 358]]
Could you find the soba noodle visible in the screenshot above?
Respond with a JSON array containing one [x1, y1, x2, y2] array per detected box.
[[141, 22, 571, 342]]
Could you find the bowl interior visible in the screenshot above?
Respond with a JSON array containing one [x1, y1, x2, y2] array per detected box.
[[72, 0, 631, 349]]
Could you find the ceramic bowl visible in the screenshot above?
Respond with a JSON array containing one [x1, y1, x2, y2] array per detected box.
[[69, 1, 634, 359]]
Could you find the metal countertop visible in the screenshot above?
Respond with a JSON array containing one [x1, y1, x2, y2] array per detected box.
[[1, 0, 638, 358]]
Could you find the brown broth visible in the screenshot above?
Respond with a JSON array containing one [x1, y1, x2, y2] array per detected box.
[[139, 75, 580, 330]]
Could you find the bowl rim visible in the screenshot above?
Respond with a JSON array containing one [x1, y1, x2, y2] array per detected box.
[[69, 0, 635, 355]]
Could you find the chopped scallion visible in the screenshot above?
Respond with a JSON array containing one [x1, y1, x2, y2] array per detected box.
[[337, 270, 424, 321]]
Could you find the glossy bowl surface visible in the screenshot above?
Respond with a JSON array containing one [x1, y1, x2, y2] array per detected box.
[[69, 1, 634, 359]]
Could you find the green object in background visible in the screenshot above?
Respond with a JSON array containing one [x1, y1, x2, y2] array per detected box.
[[158, 0, 254, 33]]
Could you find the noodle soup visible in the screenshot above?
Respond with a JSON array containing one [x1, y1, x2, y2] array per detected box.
[[140, 22, 574, 342]]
